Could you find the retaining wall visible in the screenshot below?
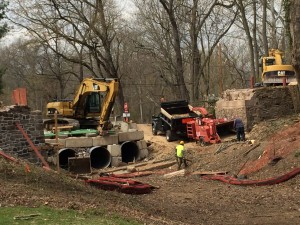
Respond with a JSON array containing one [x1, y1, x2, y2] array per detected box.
[[0, 106, 45, 163], [215, 85, 300, 131]]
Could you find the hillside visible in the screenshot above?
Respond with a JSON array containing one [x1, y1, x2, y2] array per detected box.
[[1, 114, 300, 225]]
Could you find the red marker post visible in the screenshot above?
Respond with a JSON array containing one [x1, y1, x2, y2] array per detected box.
[[123, 102, 130, 122]]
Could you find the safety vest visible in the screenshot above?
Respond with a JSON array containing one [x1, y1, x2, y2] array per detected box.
[[176, 144, 184, 158]]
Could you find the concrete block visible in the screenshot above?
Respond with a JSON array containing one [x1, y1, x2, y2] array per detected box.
[[128, 128, 138, 132], [111, 156, 122, 167], [120, 122, 129, 132], [118, 130, 144, 142], [137, 148, 148, 161], [86, 133, 98, 137], [92, 135, 119, 146], [58, 134, 69, 139], [107, 144, 121, 157], [216, 99, 245, 109], [129, 122, 137, 129], [45, 138, 66, 147], [65, 137, 93, 148], [136, 140, 147, 150]]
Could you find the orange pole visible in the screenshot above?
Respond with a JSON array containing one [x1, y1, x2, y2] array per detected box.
[[15, 122, 50, 169]]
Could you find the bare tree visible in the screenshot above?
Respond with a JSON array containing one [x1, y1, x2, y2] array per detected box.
[[261, 0, 268, 55], [236, 0, 258, 82], [158, 0, 189, 100], [9, 0, 126, 112], [134, 0, 237, 103]]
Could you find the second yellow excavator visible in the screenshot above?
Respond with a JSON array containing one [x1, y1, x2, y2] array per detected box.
[[261, 49, 296, 86], [44, 77, 119, 132]]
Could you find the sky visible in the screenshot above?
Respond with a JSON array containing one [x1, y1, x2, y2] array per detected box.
[[117, 0, 136, 18], [1, 0, 137, 47]]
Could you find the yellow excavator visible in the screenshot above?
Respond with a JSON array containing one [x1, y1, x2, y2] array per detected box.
[[44, 78, 119, 132], [261, 49, 296, 86]]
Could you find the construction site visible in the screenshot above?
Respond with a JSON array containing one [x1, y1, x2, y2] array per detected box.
[[1, 81, 300, 224], [2, 0, 300, 223]]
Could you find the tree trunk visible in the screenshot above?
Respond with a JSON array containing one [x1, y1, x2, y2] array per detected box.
[[252, 1, 260, 82], [261, 0, 268, 55], [190, 0, 201, 103], [159, 0, 190, 101], [290, 0, 300, 90], [270, 0, 278, 49], [237, 0, 256, 83]]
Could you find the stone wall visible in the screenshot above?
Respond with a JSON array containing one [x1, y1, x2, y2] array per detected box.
[[0, 105, 45, 163], [215, 85, 300, 131]]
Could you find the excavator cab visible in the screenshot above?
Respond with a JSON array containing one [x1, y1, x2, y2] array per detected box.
[[84, 92, 102, 114]]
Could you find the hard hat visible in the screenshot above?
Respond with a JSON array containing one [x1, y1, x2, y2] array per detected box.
[[179, 141, 184, 145]]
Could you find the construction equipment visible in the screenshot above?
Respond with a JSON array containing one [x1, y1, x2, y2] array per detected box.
[[261, 49, 296, 86], [152, 100, 233, 144], [184, 108, 221, 146], [152, 100, 198, 141], [44, 78, 119, 132]]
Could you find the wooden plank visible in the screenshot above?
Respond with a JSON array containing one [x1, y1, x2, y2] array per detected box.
[[102, 158, 176, 173], [163, 169, 186, 178], [102, 160, 156, 173], [160, 108, 173, 119], [137, 161, 177, 172]]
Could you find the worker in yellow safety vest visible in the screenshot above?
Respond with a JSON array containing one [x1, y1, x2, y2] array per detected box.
[[176, 141, 188, 170]]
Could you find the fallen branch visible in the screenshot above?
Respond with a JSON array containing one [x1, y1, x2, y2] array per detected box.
[[14, 214, 41, 220], [215, 142, 236, 154], [243, 143, 260, 156]]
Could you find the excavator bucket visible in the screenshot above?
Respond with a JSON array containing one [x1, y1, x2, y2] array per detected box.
[[215, 119, 235, 137]]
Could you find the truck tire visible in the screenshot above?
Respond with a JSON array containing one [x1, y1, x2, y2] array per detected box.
[[166, 130, 174, 142], [199, 137, 206, 147], [152, 125, 158, 135]]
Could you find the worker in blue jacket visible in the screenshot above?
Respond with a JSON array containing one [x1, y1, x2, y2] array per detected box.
[[234, 117, 245, 142], [176, 141, 188, 170]]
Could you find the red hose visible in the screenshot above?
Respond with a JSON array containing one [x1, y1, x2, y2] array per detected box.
[[202, 167, 300, 186]]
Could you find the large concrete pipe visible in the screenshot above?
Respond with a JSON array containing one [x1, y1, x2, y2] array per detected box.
[[58, 148, 76, 169], [120, 141, 139, 163], [89, 146, 111, 169]]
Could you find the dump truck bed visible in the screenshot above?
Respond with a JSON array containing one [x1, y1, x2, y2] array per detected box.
[[160, 100, 198, 119]]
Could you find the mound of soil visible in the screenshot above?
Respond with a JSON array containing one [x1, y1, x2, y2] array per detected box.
[[1, 114, 300, 225]]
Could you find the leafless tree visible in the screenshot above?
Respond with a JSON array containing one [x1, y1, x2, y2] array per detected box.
[[9, 0, 126, 112], [134, 0, 237, 103]]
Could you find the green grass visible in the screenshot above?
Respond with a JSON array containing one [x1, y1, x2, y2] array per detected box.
[[0, 206, 141, 225]]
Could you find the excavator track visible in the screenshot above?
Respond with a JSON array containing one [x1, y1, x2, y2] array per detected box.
[[43, 118, 80, 131]]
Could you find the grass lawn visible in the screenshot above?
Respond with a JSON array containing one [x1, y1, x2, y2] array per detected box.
[[0, 206, 141, 225]]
